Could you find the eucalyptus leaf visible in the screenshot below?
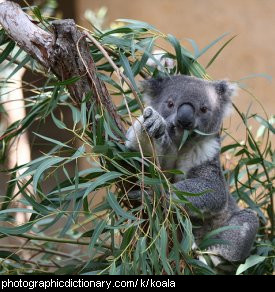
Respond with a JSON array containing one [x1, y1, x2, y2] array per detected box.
[[236, 255, 266, 275], [83, 172, 122, 198], [107, 192, 137, 221]]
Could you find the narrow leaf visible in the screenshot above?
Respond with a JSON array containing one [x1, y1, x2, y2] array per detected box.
[[107, 192, 137, 221], [0, 41, 15, 65], [33, 157, 66, 193], [33, 132, 72, 149], [236, 255, 265, 275], [83, 172, 122, 198], [196, 32, 229, 59]]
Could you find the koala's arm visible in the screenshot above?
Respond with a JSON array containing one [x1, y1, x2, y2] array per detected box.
[[173, 163, 228, 215], [125, 107, 177, 156]]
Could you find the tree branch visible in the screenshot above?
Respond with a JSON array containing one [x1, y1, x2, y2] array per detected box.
[[0, 1, 125, 134], [0, 1, 53, 68]]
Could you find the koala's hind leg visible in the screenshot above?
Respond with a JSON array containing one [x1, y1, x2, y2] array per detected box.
[[210, 209, 259, 263]]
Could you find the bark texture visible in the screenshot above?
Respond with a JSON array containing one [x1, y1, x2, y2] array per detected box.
[[0, 1, 125, 133]]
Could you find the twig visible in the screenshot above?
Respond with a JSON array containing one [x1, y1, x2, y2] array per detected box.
[[83, 31, 144, 111], [9, 233, 112, 250], [101, 45, 149, 79], [0, 244, 84, 262], [20, 259, 57, 268]]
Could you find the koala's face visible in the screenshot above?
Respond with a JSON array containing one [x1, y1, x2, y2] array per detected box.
[[142, 75, 237, 140]]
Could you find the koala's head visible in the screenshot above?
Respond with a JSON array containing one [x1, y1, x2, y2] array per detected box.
[[141, 75, 238, 139]]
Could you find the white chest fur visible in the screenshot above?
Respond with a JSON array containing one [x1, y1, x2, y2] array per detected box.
[[175, 138, 220, 181]]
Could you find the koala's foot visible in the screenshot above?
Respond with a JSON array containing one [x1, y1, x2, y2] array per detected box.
[[142, 107, 166, 139], [209, 209, 259, 262]]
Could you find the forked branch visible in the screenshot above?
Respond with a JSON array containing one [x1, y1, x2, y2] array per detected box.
[[0, 1, 125, 133]]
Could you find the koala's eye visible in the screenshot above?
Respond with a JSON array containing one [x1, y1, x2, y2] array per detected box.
[[167, 100, 174, 108], [200, 106, 208, 113]]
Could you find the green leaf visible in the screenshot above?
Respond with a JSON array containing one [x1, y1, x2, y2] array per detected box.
[[163, 169, 185, 175], [254, 115, 275, 134], [116, 19, 158, 31], [247, 135, 257, 152], [134, 43, 168, 73], [0, 222, 34, 235], [51, 112, 67, 129], [104, 120, 120, 141], [167, 34, 189, 74], [206, 35, 237, 69], [101, 35, 132, 49], [67, 104, 81, 125], [199, 238, 229, 250], [236, 255, 266, 275], [193, 129, 218, 136], [202, 225, 241, 241], [104, 110, 126, 140], [98, 72, 124, 92], [70, 145, 86, 161], [137, 175, 164, 186], [174, 188, 211, 198], [160, 226, 173, 274], [0, 208, 38, 216], [195, 32, 229, 59], [0, 47, 24, 72], [120, 226, 135, 251], [33, 132, 72, 149], [79, 167, 105, 177], [33, 157, 66, 193], [19, 189, 52, 216], [100, 27, 133, 37], [185, 257, 216, 275], [119, 51, 139, 92], [83, 172, 122, 198], [0, 41, 15, 65], [7, 55, 31, 79], [0, 251, 21, 263], [107, 192, 137, 221], [53, 76, 80, 86], [245, 157, 262, 166], [179, 130, 189, 150], [186, 38, 200, 58], [33, 6, 43, 22], [88, 220, 107, 254], [221, 143, 241, 153], [109, 261, 119, 275], [1, 170, 16, 210], [132, 38, 155, 76]]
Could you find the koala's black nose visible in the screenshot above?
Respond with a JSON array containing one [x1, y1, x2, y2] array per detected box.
[[176, 103, 195, 129]]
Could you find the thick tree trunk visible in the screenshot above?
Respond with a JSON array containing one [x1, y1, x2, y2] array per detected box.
[[0, 1, 125, 134]]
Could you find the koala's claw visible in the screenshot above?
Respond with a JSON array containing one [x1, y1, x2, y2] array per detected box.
[[143, 107, 153, 119], [142, 107, 166, 139]]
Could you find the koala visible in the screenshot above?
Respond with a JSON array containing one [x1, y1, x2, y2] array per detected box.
[[125, 75, 259, 263]]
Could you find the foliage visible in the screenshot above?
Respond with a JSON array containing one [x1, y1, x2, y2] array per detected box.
[[0, 3, 274, 275]]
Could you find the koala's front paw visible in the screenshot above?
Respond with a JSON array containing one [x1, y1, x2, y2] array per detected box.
[[143, 107, 166, 139]]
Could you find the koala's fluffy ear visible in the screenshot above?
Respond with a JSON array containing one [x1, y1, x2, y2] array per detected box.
[[140, 77, 166, 105], [214, 80, 238, 98], [214, 80, 239, 117]]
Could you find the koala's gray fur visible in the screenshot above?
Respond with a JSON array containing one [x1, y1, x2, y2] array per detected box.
[[125, 75, 259, 263]]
